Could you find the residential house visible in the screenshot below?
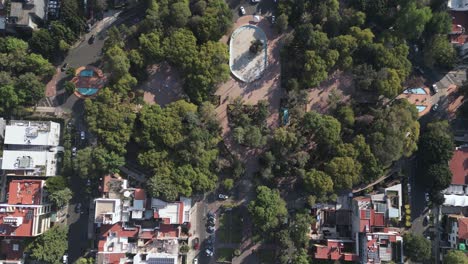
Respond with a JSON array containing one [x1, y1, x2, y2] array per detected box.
[[0, 120, 62, 177], [442, 146, 468, 215], [0, 239, 24, 264], [447, 214, 468, 251], [5, 0, 46, 33], [313, 184, 404, 264], [0, 179, 52, 237], [94, 175, 191, 264]]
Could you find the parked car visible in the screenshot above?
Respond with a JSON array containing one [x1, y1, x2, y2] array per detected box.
[[207, 226, 215, 233], [85, 23, 91, 33], [75, 203, 81, 213], [193, 258, 198, 264], [424, 215, 430, 226], [80, 131, 85, 140], [424, 192, 430, 202], [207, 219, 215, 227], [251, 0, 261, 3], [61, 63, 68, 72], [432, 84, 439, 94], [193, 237, 200, 250], [62, 253, 68, 264], [207, 211, 215, 218], [86, 179, 91, 186], [271, 15, 276, 24], [432, 103, 439, 112], [205, 249, 214, 257], [218, 194, 229, 200], [72, 147, 77, 157], [240, 6, 246, 15]]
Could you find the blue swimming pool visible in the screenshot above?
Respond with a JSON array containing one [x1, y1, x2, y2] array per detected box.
[[77, 88, 99, 96], [404, 88, 427, 94], [80, 70, 94, 77], [415, 105, 427, 112]]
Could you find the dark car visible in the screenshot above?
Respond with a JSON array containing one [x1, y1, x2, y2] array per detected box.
[[207, 226, 215, 233], [61, 63, 68, 72], [89, 34, 96, 44], [75, 203, 82, 213]]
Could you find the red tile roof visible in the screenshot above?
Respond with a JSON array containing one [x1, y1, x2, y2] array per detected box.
[[134, 189, 146, 200], [458, 218, 468, 240], [314, 240, 359, 261], [98, 253, 126, 264], [8, 180, 43, 205], [449, 147, 468, 185], [99, 223, 139, 238], [1, 239, 23, 260], [0, 207, 36, 237], [157, 224, 179, 239]]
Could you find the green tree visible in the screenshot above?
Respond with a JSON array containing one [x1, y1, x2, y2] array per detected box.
[[64, 81, 75, 95], [45, 176, 67, 194], [29, 226, 68, 264], [396, 1, 432, 40], [374, 68, 402, 98], [418, 120, 454, 164], [243, 125, 266, 148], [29, 30, 56, 59], [426, 12, 451, 35], [169, 2, 191, 28], [0, 85, 20, 113], [290, 213, 313, 248], [426, 163, 453, 191], [444, 250, 468, 264], [303, 169, 333, 197], [335, 104, 355, 127], [75, 258, 95, 264], [324, 157, 362, 190], [48, 188, 73, 207], [403, 233, 431, 262], [163, 28, 198, 70], [303, 50, 328, 87], [276, 14, 289, 33], [248, 186, 287, 233], [104, 45, 130, 82], [293, 249, 310, 264], [223, 178, 234, 190], [15, 73, 45, 105], [425, 35, 456, 69], [139, 32, 163, 63]]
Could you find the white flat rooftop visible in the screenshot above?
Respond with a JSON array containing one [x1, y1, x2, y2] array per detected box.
[[4, 121, 60, 146], [2, 150, 58, 176]]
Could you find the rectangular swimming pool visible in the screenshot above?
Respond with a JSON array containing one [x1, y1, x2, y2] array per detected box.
[[80, 70, 94, 77], [78, 88, 99, 96]]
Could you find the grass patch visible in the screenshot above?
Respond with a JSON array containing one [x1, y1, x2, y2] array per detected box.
[[218, 208, 243, 244], [258, 249, 275, 264], [217, 248, 235, 262]]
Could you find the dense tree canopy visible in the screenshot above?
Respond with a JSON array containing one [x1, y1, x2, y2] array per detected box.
[[85, 89, 136, 155], [403, 233, 431, 262], [29, 226, 68, 264], [444, 250, 468, 264], [248, 186, 287, 232], [135, 101, 221, 200]]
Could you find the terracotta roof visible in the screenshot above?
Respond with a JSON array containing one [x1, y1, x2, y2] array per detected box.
[[99, 223, 139, 238], [314, 240, 359, 261], [134, 189, 146, 200], [157, 224, 179, 239], [449, 147, 468, 185], [8, 180, 43, 205], [98, 253, 126, 264], [374, 213, 385, 227], [458, 218, 468, 240], [0, 207, 35, 237], [0, 239, 23, 260]]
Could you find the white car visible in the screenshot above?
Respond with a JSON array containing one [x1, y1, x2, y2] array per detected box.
[[62, 254, 68, 264], [432, 84, 439, 93], [240, 6, 246, 15], [205, 249, 214, 257], [251, 0, 261, 3], [193, 258, 198, 264], [80, 131, 85, 140], [218, 194, 229, 200]]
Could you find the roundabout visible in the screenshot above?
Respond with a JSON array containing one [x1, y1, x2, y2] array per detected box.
[[229, 25, 268, 83]]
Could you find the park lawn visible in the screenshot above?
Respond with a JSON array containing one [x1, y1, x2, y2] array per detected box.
[[218, 208, 243, 244], [258, 249, 275, 264], [217, 248, 235, 262]]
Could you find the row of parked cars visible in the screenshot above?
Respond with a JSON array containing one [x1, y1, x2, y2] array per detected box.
[[205, 211, 216, 257]]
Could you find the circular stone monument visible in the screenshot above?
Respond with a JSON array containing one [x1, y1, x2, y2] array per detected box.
[[229, 25, 268, 83]]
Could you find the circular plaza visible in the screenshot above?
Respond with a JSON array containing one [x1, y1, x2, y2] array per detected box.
[[72, 66, 107, 98], [229, 24, 268, 83]]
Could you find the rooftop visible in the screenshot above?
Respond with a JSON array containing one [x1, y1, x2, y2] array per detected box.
[[4, 121, 60, 147], [0, 206, 35, 237], [8, 0, 45, 28], [458, 218, 468, 240], [2, 150, 59, 176], [151, 198, 191, 224], [0, 239, 23, 261], [449, 0, 468, 10], [7, 180, 44, 205], [95, 199, 121, 224], [449, 147, 468, 185]]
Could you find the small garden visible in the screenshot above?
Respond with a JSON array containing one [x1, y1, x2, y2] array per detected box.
[[228, 97, 269, 148]]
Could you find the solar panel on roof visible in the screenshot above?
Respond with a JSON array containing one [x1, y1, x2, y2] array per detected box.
[[147, 258, 175, 264]]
